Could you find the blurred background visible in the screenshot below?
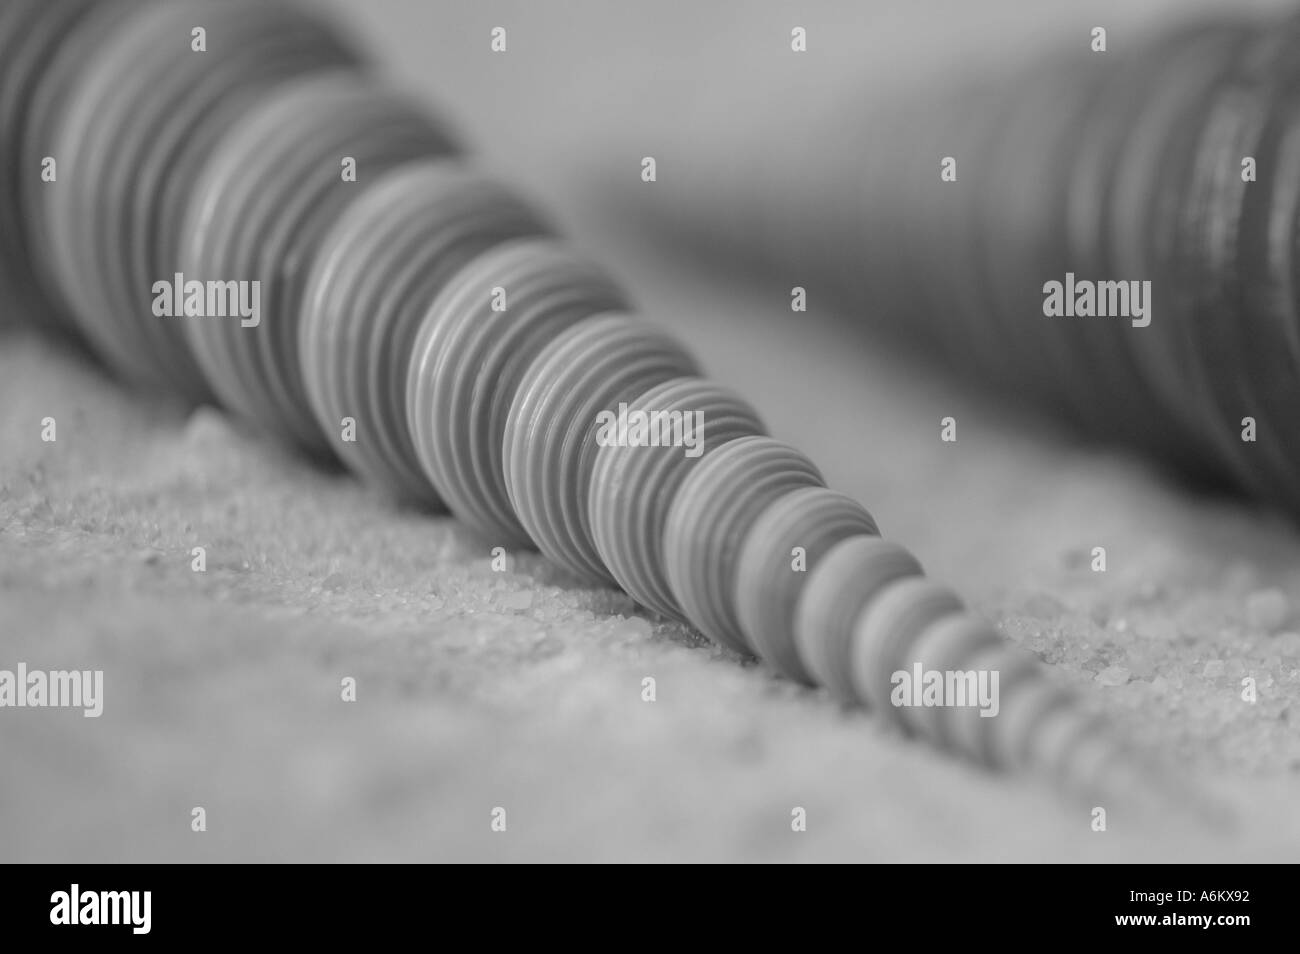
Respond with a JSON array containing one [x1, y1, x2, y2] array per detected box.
[[2, 0, 1299, 862]]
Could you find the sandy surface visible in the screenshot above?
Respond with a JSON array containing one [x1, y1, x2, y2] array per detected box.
[[2, 0, 1299, 862]]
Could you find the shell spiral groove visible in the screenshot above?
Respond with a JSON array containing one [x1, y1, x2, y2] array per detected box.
[[665, 435, 824, 655], [0, 0, 1194, 809], [182, 71, 460, 451], [409, 236, 631, 544], [302, 161, 552, 505], [505, 313, 701, 584]]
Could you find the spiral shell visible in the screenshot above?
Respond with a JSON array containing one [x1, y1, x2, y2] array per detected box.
[[0, 0, 1209, 816], [14, 0, 152, 333], [792, 535, 923, 699], [0, 0, 103, 327], [663, 437, 823, 655], [937, 638, 1040, 765], [734, 486, 879, 683], [589, 377, 766, 621], [44, 0, 364, 402], [183, 71, 458, 450], [504, 313, 699, 582], [407, 237, 629, 543], [1020, 700, 1115, 792], [301, 160, 551, 504], [897, 612, 1004, 745], [982, 676, 1076, 771], [849, 577, 963, 717]]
